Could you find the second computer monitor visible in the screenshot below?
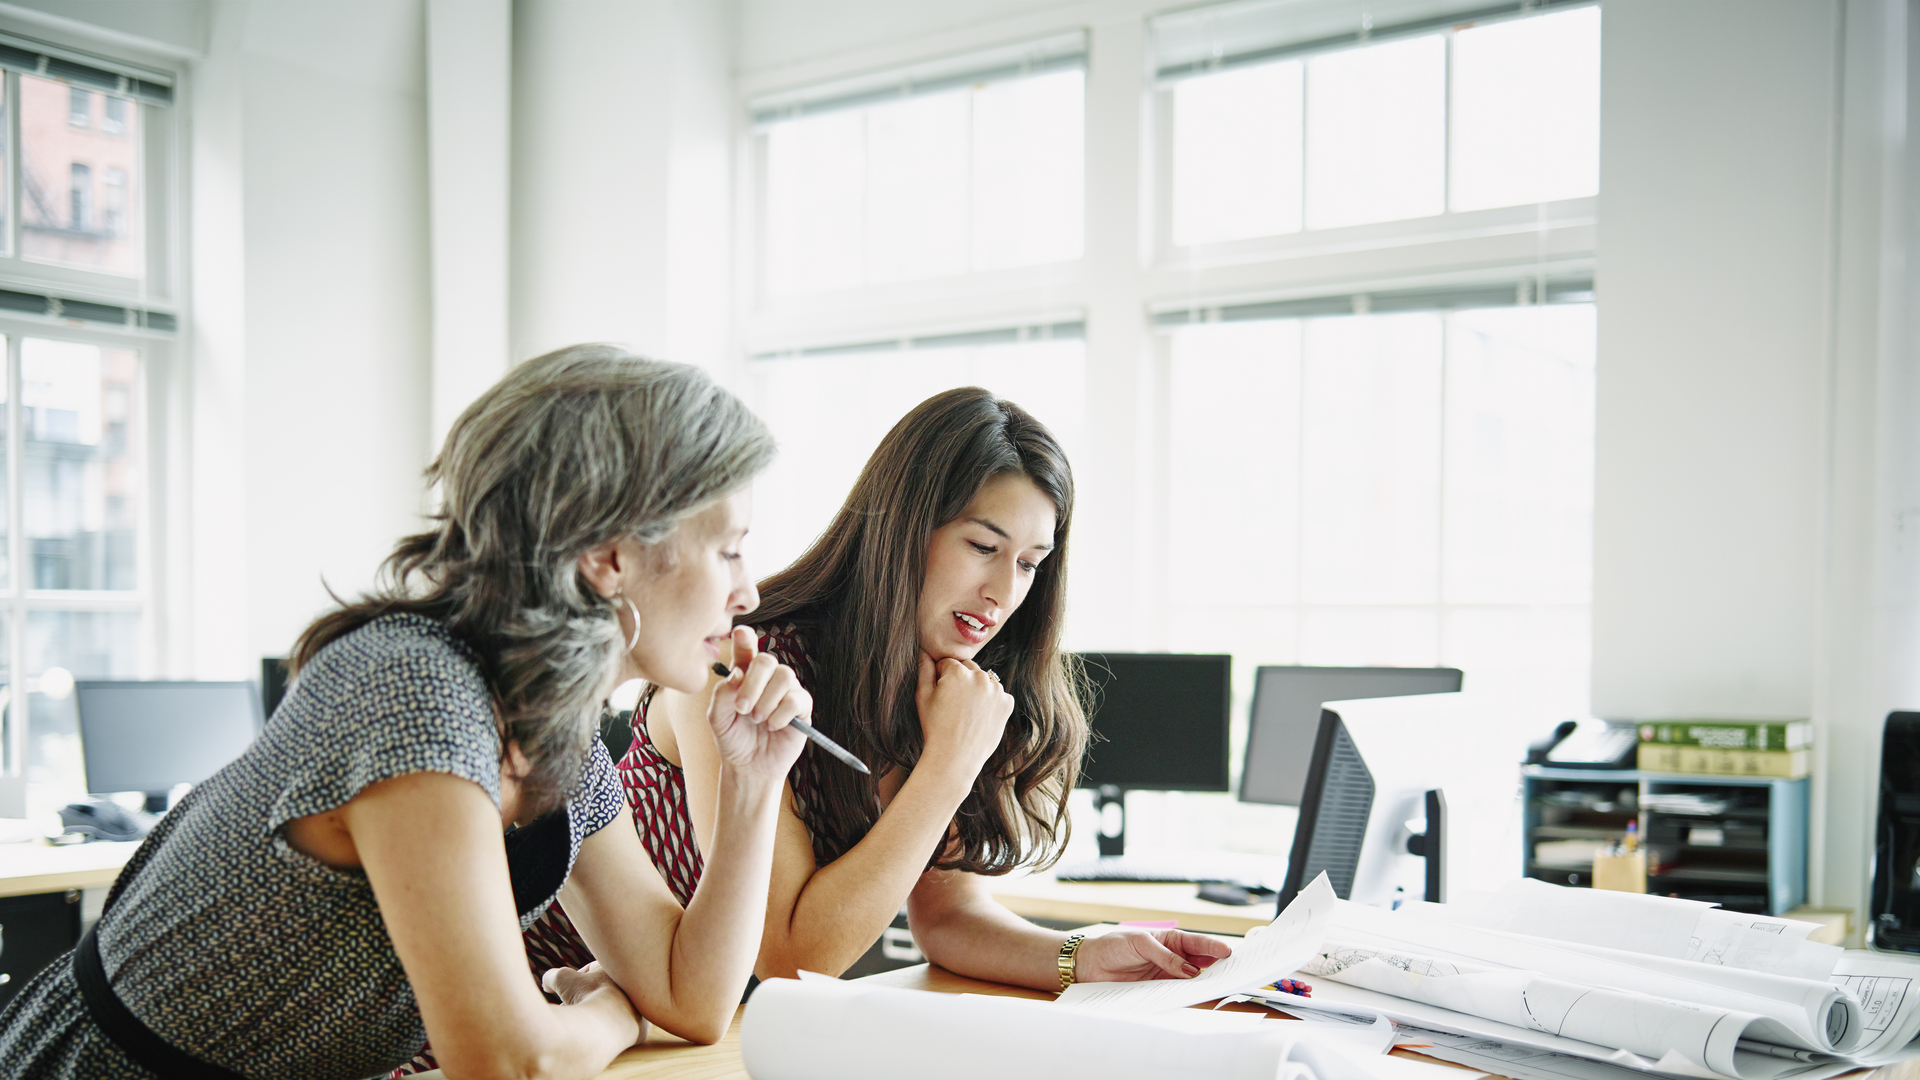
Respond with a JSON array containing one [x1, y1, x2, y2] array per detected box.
[[1075, 653, 1231, 792], [77, 680, 263, 811], [1240, 666, 1463, 805]]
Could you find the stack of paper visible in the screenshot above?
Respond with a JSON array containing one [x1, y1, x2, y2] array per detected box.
[[1043, 874, 1920, 1080]]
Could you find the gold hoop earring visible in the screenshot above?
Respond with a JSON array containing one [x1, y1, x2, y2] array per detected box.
[[620, 594, 642, 652]]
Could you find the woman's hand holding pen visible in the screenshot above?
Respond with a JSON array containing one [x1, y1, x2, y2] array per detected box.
[[915, 652, 1015, 776], [707, 626, 808, 781], [1069, 928, 1233, 983]]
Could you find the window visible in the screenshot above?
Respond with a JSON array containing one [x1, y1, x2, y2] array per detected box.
[[102, 169, 124, 237], [744, 34, 1093, 577], [67, 163, 90, 233], [0, 33, 178, 811], [1139, 0, 1599, 884], [749, 328, 1085, 574], [754, 33, 1085, 298], [1163, 3, 1599, 245], [1163, 294, 1593, 675], [739, 6, 1598, 887], [24, 73, 146, 276]]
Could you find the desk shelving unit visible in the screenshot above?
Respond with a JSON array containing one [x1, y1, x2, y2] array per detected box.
[[1521, 766, 1808, 915]]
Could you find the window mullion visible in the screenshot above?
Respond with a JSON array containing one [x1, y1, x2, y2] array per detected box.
[[8, 332, 21, 776], [6, 69, 16, 261]]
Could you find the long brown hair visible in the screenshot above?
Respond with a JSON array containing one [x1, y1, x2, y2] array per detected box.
[[291, 345, 774, 817], [751, 387, 1086, 874]]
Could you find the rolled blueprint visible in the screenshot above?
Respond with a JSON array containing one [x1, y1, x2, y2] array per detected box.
[[740, 977, 1418, 1080], [1328, 902, 1862, 1057], [1302, 943, 1823, 1078]]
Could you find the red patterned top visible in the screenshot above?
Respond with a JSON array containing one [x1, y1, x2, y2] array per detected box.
[[520, 625, 817, 978]]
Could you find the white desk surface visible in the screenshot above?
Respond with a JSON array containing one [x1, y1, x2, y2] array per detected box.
[[0, 838, 137, 897]]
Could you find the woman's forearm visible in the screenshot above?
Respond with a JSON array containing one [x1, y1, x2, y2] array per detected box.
[[759, 754, 977, 977], [909, 874, 1068, 991], [666, 765, 787, 1040]]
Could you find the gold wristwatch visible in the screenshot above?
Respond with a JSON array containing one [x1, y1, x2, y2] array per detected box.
[[1057, 932, 1087, 992]]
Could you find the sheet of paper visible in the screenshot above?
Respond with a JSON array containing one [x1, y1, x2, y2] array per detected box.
[[1435, 878, 1715, 957], [1053, 871, 1337, 1014], [742, 975, 1444, 1080], [1683, 911, 1837, 981], [1396, 1027, 1859, 1080], [1310, 975, 1850, 1080], [1423, 880, 1837, 981], [1225, 991, 1398, 1054], [1828, 950, 1920, 1063]]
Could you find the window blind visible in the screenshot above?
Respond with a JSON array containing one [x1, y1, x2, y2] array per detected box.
[[1151, 0, 1593, 82], [0, 287, 176, 331], [751, 319, 1083, 361], [1152, 275, 1592, 326], [0, 32, 172, 105], [749, 30, 1085, 126]]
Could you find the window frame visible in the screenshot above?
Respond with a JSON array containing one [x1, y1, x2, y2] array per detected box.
[[1145, 1, 1600, 293], [0, 24, 183, 792], [0, 43, 182, 310], [0, 312, 170, 777], [741, 31, 1095, 353]]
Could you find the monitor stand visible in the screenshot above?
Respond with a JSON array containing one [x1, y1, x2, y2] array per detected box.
[[1096, 784, 1127, 857]]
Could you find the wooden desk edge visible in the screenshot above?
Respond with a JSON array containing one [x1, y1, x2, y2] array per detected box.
[[0, 865, 123, 897]]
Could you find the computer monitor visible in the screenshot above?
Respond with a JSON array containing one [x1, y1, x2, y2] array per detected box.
[[1240, 666, 1463, 805], [77, 681, 263, 812], [1075, 653, 1230, 856], [1242, 667, 1462, 907]]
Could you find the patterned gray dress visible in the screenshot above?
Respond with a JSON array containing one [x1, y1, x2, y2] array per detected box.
[[0, 613, 623, 1080]]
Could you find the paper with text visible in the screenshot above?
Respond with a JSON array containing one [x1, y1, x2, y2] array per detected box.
[[1828, 951, 1920, 1064], [1053, 872, 1336, 1014]]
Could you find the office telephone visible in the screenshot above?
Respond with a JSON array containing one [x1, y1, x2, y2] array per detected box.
[[1528, 718, 1639, 769]]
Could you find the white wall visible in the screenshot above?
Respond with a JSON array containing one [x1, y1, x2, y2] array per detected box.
[[0, 0, 209, 58], [511, 0, 735, 368], [1592, 7, 1834, 717], [1596, 0, 1920, 934], [227, 2, 434, 672]]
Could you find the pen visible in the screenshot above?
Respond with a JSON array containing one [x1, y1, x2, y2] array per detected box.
[[713, 661, 871, 775]]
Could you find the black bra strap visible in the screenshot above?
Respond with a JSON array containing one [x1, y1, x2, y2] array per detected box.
[[74, 921, 250, 1080]]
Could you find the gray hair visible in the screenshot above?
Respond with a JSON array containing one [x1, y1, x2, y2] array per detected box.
[[293, 344, 776, 815]]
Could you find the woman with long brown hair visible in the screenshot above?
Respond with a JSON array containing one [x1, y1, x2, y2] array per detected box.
[[525, 387, 1229, 991]]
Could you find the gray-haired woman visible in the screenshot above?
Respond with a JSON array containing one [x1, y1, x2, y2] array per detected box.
[[0, 346, 809, 1080]]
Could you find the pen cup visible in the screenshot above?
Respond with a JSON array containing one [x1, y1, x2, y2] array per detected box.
[[1591, 848, 1647, 893]]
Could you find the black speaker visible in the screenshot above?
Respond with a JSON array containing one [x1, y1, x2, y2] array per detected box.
[[261, 657, 289, 721], [0, 891, 80, 1009], [1872, 712, 1920, 951]]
